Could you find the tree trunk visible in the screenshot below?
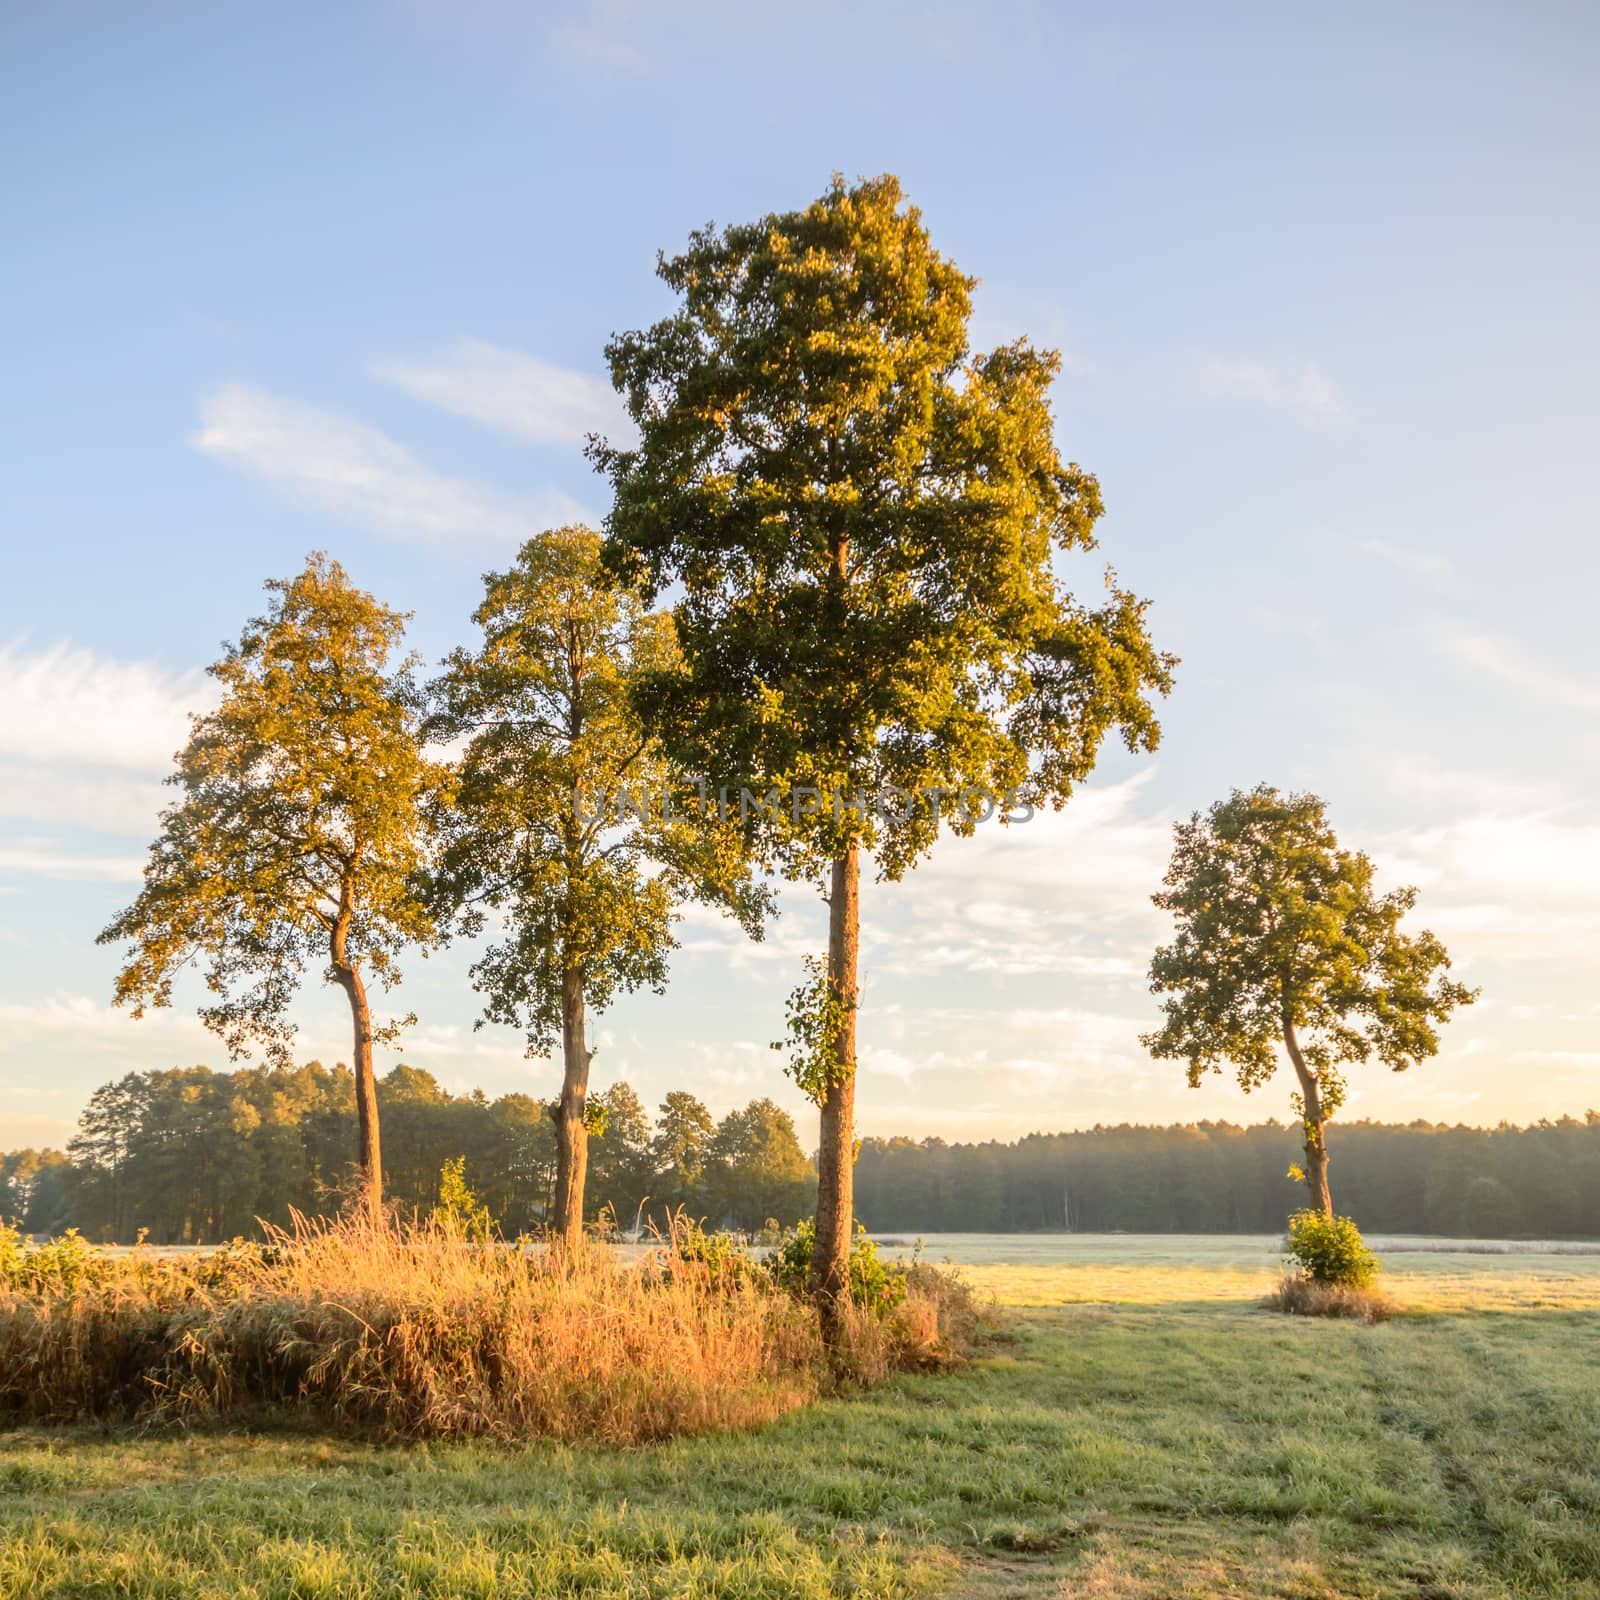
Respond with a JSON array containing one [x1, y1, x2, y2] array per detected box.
[[1281, 1014, 1333, 1218], [811, 845, 860, 1298], [331, 943, 382, 1219], [551, 963, 592, 1256]]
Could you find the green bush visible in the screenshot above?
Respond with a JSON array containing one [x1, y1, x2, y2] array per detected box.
[[1284, 1208, 1379, 1288], [0, 1222, 113, 1297], [769, 1220, 907, 1313], [429, 1157, 494, 1244], [666, 1217, 764, 1291]]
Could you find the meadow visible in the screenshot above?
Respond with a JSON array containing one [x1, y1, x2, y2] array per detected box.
[[3, 1236, 1596, 1599], [877, 1233, 1600, 1313]]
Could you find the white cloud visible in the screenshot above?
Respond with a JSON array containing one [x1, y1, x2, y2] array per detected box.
[[1357, 538, 1451, 577], [0, 640, 206, 772], [1430, 619, 1600, 714], [0, 840, 144, 880], [1377, 808, 1600, 964], [0, 994, 209, 1044], [1188, 356, 1348, 426], [0, 765, 168, 834], [192, 384, 591, 548], [866, 774, 1171, 980], [0, 640, 211, 843], [374, 340, 637, 449]]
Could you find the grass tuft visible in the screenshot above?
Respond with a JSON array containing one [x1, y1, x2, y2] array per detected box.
[[1263, 1271, 1395, 1322]]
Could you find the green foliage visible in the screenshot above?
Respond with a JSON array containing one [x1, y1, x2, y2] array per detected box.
[[430, 1157, 493, 1244], [1461, 1175, 1525, 1238], [428, 526, 768, 1057], [0, 1222, 110, 1297], [775, 955, 851, 1104], [27, 1073, 1600, 1245], [665, 1216, 764, 1292], [98, 554, 447, 1063], [650, 1090, 716, 1212], [1145, 786, 1478, 1113], [769, 1219, 907, 1313], [1284, 1208, 1379, 1288], [705, 1099, 815, 1232], [594, 173, 1173, 884]]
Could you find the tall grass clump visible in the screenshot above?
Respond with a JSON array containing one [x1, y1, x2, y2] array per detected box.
[[0, 1214, 981, 1441], [1264, 1208, 1392, 1322]]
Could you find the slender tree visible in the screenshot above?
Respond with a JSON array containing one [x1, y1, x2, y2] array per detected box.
[[430, 527, 766, 1253], [593, 174, 1173, 1294], [651, 1089, 717, 1218], [98, 554, 445, 1214], [1142, 785, 1478, 1217]]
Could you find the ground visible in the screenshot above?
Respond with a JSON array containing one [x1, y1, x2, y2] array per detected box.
[[2, 1248, 1597, 1599]]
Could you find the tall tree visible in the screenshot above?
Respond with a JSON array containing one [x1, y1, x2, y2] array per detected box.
[[706, 1098, 815, 1233], [651, 1089, 717, 1218], [1142, 785, 1478, 1217], [430, 527, 766, 1253], [594, 173, 1173, 1294], [98, 555, 445, 1214]]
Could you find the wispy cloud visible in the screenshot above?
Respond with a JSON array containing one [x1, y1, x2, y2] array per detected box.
[[192, 384, 590, 548], [0, 640, 206, 772], [1188, 356, 1348, 426], [1358, 538, 1451, 577], [1430, 619, 1600, 713], [0, 640, 211, 840], [374, 340, 636, 449], [0, 840, 145, 880], [0, 993, 208, 1042], [1378, 807, 1600, 964]]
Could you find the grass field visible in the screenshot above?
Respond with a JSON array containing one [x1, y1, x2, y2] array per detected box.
[[3, 1242, 1597, 1599], [872, 1233, 1600, 1313]]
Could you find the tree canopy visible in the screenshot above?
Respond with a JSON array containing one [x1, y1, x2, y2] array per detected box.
[[1143, 785, 1478, 1215], [98, 554, 447, 1210]]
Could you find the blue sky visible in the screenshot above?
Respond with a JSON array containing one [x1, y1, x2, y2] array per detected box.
[[3, 2, 1597, 1152]]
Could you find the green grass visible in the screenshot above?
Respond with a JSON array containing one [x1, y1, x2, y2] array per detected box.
[[3, 1262, 1597, 1598]]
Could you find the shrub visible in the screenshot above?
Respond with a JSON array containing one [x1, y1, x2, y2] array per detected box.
[[0, 1223, 111, 1297], [1264, 1273, 1393, 1323], [768, 1219, 907, 1314], [663, 1215, 766, 1293], [1283, 1208, 1379, 1288], [429, 1157, 494, 1244]]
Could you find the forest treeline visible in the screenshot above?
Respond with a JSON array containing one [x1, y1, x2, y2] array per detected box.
[[855, 1115, 1600, 1238], [3, 1065, 1596, 1243], [0, 1064, 813, 1245]]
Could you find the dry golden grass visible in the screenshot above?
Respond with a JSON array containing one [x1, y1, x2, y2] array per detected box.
[[1261, 1270, 1394, 1322], [0, 1213, 977, 1442]]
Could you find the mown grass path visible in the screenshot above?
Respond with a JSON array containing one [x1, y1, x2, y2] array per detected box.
[[3, 1295, 1597, 1598]]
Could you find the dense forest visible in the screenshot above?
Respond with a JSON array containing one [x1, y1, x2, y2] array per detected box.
[[0, 1065, 813, 1244], [855, 1117, 1600, 1238], [2, 1065, 1595, 1243]]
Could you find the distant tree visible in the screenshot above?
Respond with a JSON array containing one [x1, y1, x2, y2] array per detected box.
[[1143, 786, 1477, 1217], [585, 1081, 655, 1227], [594, 174, 1173, 1294], [0, 1148, 68, 1233], [707, 1098, 815, 1232], [429, 528, 766, 1253], [1461, 1174, 1524, 1238], [64, 1073, 150, 1240], [651, 1090, 717, 1218], [98, 555, 446, 1215]]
